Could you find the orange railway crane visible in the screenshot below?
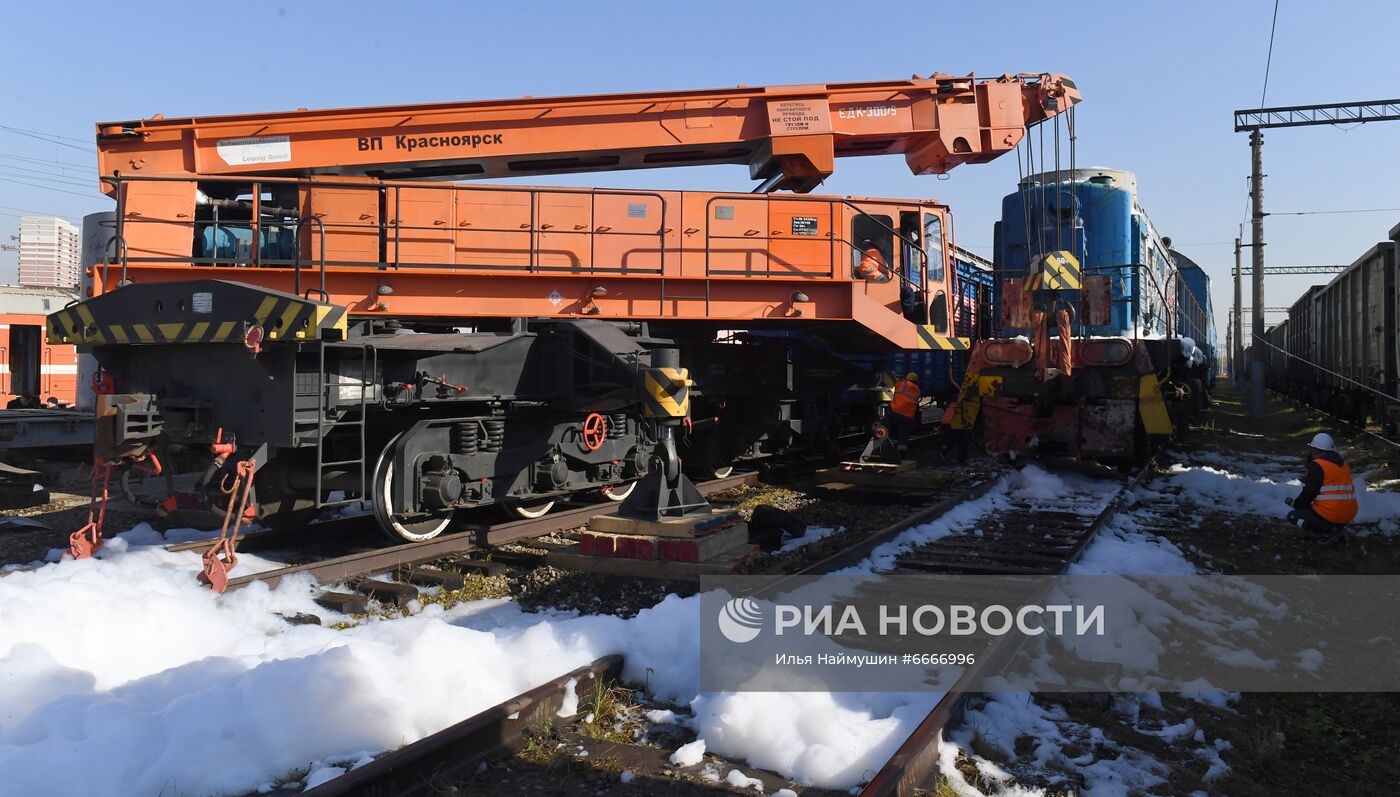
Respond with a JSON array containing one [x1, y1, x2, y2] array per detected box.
[[97, 74, 1076, 189], [53, 73, 1079, 580]]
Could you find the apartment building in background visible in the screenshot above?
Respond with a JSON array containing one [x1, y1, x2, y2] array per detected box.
[[18, 215, 80, 288]]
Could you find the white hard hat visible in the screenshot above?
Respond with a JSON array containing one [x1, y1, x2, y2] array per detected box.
[[1308, 432, 1336, 452]]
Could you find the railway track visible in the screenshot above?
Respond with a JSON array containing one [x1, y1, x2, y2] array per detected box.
[[857, 458, 1158, 797], [207, 470, 760, 605], [282, 459, 1008, 795], [22, 444, 1159, 796]]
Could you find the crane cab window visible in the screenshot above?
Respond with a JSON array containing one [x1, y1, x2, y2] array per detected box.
[[930, 290, 949, 333], [851, 214, 893, 282], [924, 215, 945, 283]]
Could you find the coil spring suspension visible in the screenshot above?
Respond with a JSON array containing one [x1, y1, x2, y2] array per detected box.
[[482, 419, 505, 452], [451, 422, 480, 455], [608, 413, 628, 439]]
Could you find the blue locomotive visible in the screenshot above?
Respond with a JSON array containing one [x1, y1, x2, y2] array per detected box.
[[946, 167, 1213, 459]]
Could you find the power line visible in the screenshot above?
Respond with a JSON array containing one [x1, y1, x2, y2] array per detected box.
[[0, 175, 99, 198], [0, 166, 94, 187], [1269, 207, 1400, 216], [0, 125, 95, 153], [1260, 0, 1280, 106], [0, 203, 85, 219], [0, 151, 95, 171], [0, 125, 91, 144]]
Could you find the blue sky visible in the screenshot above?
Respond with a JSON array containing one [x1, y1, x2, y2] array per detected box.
[[4, 0, 1399, 342]]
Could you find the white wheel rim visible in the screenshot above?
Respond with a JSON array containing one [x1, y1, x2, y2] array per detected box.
[[508, 500, 555, 519], [378, 457, 451, 542], [601, 481, 637, 502]]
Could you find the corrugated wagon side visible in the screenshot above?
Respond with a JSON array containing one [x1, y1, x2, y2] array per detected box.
[[1313, 241, 1397, 427]]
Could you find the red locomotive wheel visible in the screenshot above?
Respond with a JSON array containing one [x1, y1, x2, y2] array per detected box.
[[582, 413, 607, 452]]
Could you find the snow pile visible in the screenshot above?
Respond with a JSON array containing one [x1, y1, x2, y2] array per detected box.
[[0, 543, 710, 797], [0, 533, 939, 795], [691, 690, 937, 787], [777, 525, 839, 554], [2, 459, 1271, 797], [668, 738, 706, 767], [1160, 461, 1400, 534]]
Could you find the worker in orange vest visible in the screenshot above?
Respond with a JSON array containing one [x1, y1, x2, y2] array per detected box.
[[1285, 432, 1358, 544], [856, 240, 890, 281], [889, 371, 921, 453]]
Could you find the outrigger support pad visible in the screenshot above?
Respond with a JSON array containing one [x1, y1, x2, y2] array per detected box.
[[620, 347, 711, 520], [858, 421, 902, 465], [618, 427, 709, 520]]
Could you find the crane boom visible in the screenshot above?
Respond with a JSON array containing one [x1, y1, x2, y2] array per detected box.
[[97, 73, 1079, 193]]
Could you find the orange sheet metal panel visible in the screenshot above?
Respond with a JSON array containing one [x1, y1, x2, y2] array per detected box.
[[767, 199, 834, 277], [590, 191, 669, 274], [123, 179, 197, 261], [454, 187, 532, 270], [534, 191, 592, 271], [387, 186, 454, 266], [704, 196, 769, 276], [301, 179, 380, 266]]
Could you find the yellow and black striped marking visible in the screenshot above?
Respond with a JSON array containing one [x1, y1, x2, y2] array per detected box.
[[642, 366, 690, 418], [915, 326, 971, 351], [877, 372, 895, 402], [1024, 250, 1082, 292], [46, 281, 348, 346]]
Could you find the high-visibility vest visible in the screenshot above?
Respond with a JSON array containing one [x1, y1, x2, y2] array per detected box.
[[1312, 457, 1358, 524], [891, 379, 920, 419], [857, 248, 887, 280]]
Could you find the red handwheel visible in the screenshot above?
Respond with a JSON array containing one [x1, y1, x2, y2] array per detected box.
[[582, 412, 607, 451]]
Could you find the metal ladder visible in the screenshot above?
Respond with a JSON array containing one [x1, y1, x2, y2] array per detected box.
[[658, 274, 711, 317], [314, 343, 373, 508]]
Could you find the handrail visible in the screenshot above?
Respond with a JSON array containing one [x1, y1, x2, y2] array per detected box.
[[698, 193, 941, 324], [294, 215, 327, 298], [835, 198, 932, 314], [103, 174, 668, 279]]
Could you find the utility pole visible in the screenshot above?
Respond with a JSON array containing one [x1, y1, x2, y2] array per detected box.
[[1233, 97, 1400, 418], [1249, 130, 1265, 419], [1233, 236, 1243, 383]]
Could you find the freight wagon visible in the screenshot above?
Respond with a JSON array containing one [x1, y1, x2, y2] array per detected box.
[[1267, 225, 1399, 434]]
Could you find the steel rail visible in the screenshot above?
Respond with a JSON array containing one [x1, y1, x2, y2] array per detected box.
[[301, 655, 624, 797], [290, 464, 1002, 797], [222, 471, 758, 592], [856, 457, 1159, 797]]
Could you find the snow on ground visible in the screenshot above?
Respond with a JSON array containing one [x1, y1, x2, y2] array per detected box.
[[1159, 456, 1400, 534], [776, 525, 838, 554], [934, 466, 1251, 796], [0, 459, 1276, 796]]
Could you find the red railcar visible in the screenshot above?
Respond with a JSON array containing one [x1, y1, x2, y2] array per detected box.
[[2, 285, 79, 408]]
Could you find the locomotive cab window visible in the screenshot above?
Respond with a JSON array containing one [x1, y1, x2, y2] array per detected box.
[[851, 214, 893, 282]]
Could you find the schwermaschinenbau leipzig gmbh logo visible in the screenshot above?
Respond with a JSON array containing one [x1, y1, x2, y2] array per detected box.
[[717, 597, 764, 643]]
